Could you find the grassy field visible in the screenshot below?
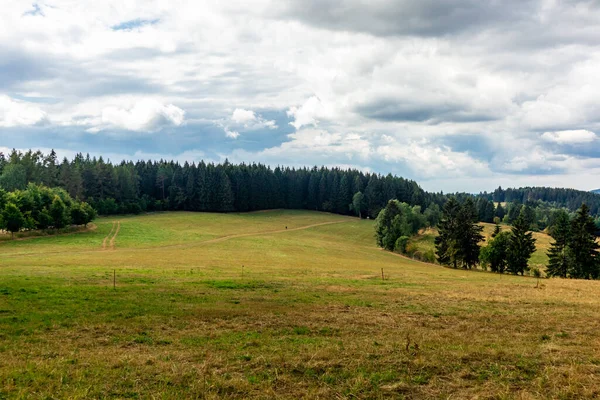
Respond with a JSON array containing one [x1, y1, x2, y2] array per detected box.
[[2, 210, 600, 399], [409, 223, 552, 269]]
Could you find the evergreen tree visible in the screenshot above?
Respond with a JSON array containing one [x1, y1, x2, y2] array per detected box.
[[494, 203, 505, 220], [491, 222, 501, 238], [507, 212, 536, 275], [568, 204, 599, 279], [435, 198, 461, 268], [546, 209, 571, 278], [457, 198, 484, 269]]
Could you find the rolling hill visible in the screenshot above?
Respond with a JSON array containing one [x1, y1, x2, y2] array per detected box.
[[1, 210, 600, 398]]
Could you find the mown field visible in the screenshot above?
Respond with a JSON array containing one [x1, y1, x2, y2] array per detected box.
[[2, 210, 600, 399]]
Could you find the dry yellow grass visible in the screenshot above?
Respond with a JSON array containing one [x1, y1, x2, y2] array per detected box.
[[1, 210, 600, 399]]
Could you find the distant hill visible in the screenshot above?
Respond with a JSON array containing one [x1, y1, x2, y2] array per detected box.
[[479, 186, 600, 215]]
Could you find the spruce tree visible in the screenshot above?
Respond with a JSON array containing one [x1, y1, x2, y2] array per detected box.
[[435, 198, 461, 268], [457, 198, 484, 269], [507, 212, 536, 275], [568, 204, 599, 279], [546, 209, 571, 278]]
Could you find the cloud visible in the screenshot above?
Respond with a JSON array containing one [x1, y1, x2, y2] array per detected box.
[[287, 96, 335, 129], [4, 0, 600, 192], [0, 95, 48, 127], [218, 108, 277, 139], [231, 108, 257, 124], [91, 99, 185, 132], [225, 128, 240, 139], [541, 130, 597, 144]]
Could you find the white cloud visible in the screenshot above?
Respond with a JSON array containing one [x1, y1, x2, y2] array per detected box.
[[225, 128, 240, 139], [541, 129, 596, 144], [0, 96, 48, 127], [376, 138, 490, 179], [218, 108, 277, 138], [94, 99, 185, 132], [287, 96, 336, 129], [231, 108, 257, 124], [5, 1, 600, 191]]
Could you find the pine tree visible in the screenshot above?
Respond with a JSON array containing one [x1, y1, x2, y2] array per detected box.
[[546, 209, 571, 278], [568, 204, 599, 279], [457, 198, 484, 269], [492, 222, 501, 238], [507, 212, 536, 275], [435, 198, 461, 268]]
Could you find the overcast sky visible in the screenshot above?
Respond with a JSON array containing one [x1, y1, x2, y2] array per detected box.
[[2, 1, 600, 192]]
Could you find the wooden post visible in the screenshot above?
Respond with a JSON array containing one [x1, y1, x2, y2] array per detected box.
[[381, 268, 384, 281], [113, 269, 116, 289], [242, 265, 244, 279]]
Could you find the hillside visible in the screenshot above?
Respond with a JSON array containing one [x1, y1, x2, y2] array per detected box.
[[2, 211, 600, 398], [408, 222, 553, 268]]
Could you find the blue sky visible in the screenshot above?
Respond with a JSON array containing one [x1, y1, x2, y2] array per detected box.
[[2, 1, 600, 192]]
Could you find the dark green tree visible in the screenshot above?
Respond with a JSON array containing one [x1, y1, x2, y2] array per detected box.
[[50, 196, 70, 229], [568, 204, 599, 279], [435, 198, 461, 268], [480, 231, 510, 273], [507, 212, 536, 275], [546, 209, 571, 278], [1, 202, 25, 239]]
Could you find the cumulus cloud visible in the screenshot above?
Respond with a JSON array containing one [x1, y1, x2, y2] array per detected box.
[[0, 95, 48, 127], [91, 99, 185, 132], [541, 130, 597, 144], [218, 108, 277, 139], [4, 0, 600, 191]]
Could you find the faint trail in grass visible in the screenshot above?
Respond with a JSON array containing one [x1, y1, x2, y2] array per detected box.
[[102, 221, 116, 250], [109, 221, 121, 250], [3, 220, 351, 258], [196, 220, 350, 246]]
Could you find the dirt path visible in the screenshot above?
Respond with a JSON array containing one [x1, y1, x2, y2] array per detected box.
[[108, 221, 121, 250], [197, 220, 349, 245], [102, 222, 116, 249]]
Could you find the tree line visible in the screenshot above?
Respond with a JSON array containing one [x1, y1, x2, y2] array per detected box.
[[0, 184, 96, 238], [0, 149, 444, 218], [481, 186, 600, 216]]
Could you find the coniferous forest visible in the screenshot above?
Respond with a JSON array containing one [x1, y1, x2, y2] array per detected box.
[[0, 149, 441, 218]]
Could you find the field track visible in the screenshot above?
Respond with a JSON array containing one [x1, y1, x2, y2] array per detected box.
[[108, 221, 121, 250], [101, 221, 116, 249], [4, 219, 350, 258]]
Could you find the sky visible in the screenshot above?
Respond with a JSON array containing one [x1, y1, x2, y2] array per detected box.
[[2, 0, 600, 193]]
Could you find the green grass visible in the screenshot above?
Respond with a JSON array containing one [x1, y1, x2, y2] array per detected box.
[[2, 210, 600, 398]]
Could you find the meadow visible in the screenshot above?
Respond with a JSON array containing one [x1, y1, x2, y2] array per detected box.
[[2, 210, 600, 399]]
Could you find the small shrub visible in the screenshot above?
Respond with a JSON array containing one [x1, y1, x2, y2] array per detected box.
[[394, 236, 410, 253]]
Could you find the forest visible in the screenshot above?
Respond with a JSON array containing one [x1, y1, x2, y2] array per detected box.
[[0, 149, 442, 218]]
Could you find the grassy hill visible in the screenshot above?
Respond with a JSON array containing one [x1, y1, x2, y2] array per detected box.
[[408, 222, 553, 268], [2, 210, 600, 398]]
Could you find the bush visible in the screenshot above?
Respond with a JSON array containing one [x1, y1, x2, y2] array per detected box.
[[394, 236, 410, 253]]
